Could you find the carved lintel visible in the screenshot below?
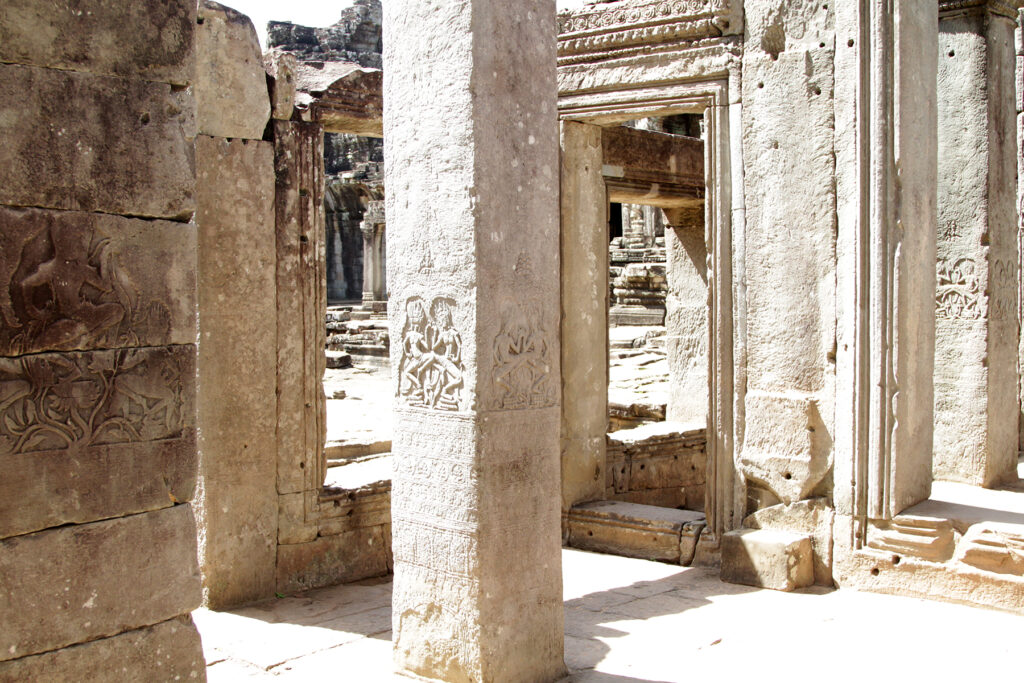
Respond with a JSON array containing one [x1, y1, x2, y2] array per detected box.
[[938, 0, 1021, 20]]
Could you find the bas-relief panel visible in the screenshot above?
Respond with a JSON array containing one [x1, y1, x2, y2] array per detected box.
[[0, 346, 194, 456], [935, 256, 1016, 322], [396, 296, 465, 411], [0, 215, 185, 357], [489, 302, 556, 411]]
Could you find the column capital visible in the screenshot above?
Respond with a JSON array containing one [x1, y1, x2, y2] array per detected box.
[[938, 0, 1021, 20]]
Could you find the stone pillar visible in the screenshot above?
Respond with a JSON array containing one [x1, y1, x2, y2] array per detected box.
[[360, 200, 387, 312], [1018, 9, 1024, 459], [664, 208, 708, 424], [933, 0, 1021, 487], [833, 0, 938, 536], [193, 1, 277, 609], [383, 1, 565, 680], [560, 120, 608, 510], [0, 0, 204, 677]]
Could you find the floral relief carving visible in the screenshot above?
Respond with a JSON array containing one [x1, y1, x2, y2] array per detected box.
[[490, 304, 556, 411], [0, 222, 172, 356], [936, 257, 984, 321], [0, 347, 192, 456], [397, 297, 464, 411]]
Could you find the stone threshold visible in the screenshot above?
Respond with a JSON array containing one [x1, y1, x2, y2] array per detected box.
[[566, 500, 706, 566]]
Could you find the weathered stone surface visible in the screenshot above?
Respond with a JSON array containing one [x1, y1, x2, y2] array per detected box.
[[744, 498, 834, 586], [0, 64, 195, 220], [560, 120, 608, 510], [0, 617, 204, 683], [196, 0, 270, 140], [0, 207, 197, 357], [665, 221, 708, 424], [269, 0, 383, 69], [934, 7, 1019, 488], [277, 527, 390, 595], [195, 135, 277, 609], [867, 515, 956, 563], [296, 64, 384, 137], [722, 528, 814, 592], [385, 0, 564, 676], [0, 0, 195, 85], [955, 523, 1024, 576], [0, 345, 196, 539], [265, 48, 298, 120], [0, 505, 201, 661], [568, 500, 705, 564]]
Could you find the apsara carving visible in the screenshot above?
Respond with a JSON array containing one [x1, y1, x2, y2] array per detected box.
[[397, 296, 465, 411], [0, 223, 172, 356], [490, 304, 555, 410]]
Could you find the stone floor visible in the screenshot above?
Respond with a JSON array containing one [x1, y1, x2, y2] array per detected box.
[[195, 548, 1024, 682]]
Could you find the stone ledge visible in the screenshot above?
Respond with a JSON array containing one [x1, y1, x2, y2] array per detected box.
[[567, 500, 705, 564]]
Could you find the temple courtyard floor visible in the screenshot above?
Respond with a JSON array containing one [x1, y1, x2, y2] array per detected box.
[[195, 547, 1023, 682]]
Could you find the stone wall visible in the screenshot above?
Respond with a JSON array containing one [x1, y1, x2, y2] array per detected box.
[[606, 424, 706, 511], [0, 0, 204, 677]]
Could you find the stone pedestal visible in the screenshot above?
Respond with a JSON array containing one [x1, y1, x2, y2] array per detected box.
[[934, 0, 1021, 487], [383, 1, 564, 680]]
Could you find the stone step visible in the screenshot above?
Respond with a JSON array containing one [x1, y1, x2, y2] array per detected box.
[[326, 351, 352, 369], [566, 500, 705, 565]]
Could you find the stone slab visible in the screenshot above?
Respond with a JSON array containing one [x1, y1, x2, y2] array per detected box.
[[277, 527, 391, 595], [0, 0, 195, 85], [744, 498, 835, 586], [0, 505, 201, 661], [195, 134, 277, 608], [0, 345, 197, 539], [0, 64, 195, 220], [568, 500, 705, 564], [197, 1, 271, 140], [721, 528, 814, 592], [0, 617, 204, 683], [0, 206, 197, 356]]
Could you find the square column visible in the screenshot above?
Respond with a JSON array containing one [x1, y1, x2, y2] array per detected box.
[[935, 0, 1021, 487], [383, 2, 565, 681]]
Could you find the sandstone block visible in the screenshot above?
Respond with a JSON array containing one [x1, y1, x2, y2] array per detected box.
[[265, 48, 299, 120], [0, 207, 197, 356], [867, 515, 956, 563], [277, 527, 390, 595], [197, 0, 271, 139], [0, 617, 204, 683], [568, 500, 705, 564], [722, 528, 814, 592], [0, 345, 197, 539], [954, 523, 1024, 576], [0, 65, 195, 220], [0, 505, 201, 661], [0, 0, 195, 85], [744, 498, 835, 586]]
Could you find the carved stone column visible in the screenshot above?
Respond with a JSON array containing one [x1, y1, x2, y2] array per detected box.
[[383, 1, 565, 681], [934, 0, 1021, 487], [359, 200, 387, 313]]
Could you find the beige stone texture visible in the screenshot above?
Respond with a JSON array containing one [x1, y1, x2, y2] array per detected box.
[[934, 6, 1020, 488], [195, 135, 278, 609], [954, 522, 1024, 576], [277, 528, 391, 596], [567, 500, 705, 564], [196, 0, 271, 140], [0, 345, 196, 539], [0, 617, 205, 683], [560, 120, 609, 511], [265, 48, 298, 121], [0, 206, 197, 357], [0, 64, 196, 220], [744, 498, 834, 586], [384, 0, 564, 678], [0, 0, 195, 85], [721, 528, 814, 592], [0, 505, 201, 662], [665, 221, 708, 424], [866, 515, 956, 563]]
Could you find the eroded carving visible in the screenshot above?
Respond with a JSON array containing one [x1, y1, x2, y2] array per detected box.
[[0, 222, 171, 356], [936, 257, 984, 320], [0, 346, 193, 455], [490, 304, 555, 410], [397, 297, 464, 411]]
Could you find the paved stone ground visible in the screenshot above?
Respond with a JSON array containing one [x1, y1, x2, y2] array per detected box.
[[195, 548, 1023, 681]]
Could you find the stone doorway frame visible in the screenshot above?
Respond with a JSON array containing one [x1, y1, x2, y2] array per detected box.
[[559, 76, 745, 551]]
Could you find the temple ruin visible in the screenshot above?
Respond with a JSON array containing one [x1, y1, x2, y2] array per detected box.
[[2, 0, 1024, 680]]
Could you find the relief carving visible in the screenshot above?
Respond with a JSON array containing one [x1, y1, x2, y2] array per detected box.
[[0, 346, 192, 455], [936, 257, 984, 321], [490, 304, 556, 410], [0, 222, 171, 356], [397, 297, 464, 411]]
